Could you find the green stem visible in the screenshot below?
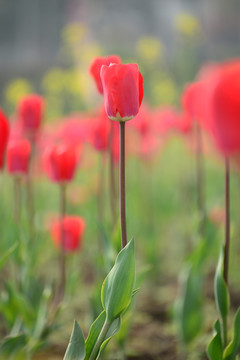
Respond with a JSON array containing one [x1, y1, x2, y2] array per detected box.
[[223, 316, 227, 348], [14, 177, 21, 223], [54, 184, 67, 307], [195, 123, 206, 236], [223, 157, 230, 287], [89, 321, 111, 360], [119, 122, 127, 249], [223, 157, 230, 347], [109, 122, 117, 227]]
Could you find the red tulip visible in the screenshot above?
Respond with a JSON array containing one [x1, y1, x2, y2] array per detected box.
[[7, 139, 31, 175], [90, 107, 111, 152], [89, 55, 121, 94], [100, 63, 144, 121], [153, 106, 192, 135], [0, 109, 9, 169], [51, 216, 85, 252], [43, 143, 78, 183], [207, 60, 240, 155], [181, 82, 205, 122], [18, 94, 44, 135]]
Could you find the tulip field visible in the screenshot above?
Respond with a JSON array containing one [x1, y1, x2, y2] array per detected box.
[[2, 17, 240, 360]]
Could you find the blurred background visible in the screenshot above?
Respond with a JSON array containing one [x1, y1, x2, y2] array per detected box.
[[1, 0, 240, 116], [1, 1, 240, 359]]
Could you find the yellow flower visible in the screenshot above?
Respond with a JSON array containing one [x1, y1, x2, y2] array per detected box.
[[4, 78, 33, 108], [175, 13, 200, 37], [136, 36, 164, 62]]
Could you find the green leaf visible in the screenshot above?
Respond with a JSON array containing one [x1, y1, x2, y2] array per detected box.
[[223, 307, 240, 360], [96, 318, 121, 360], [0, 243, 18, 270], [214, 247, 229, 321], [0, 334, 27, 356], [85, 311, 121, 360], [207, 320, 223, 360], [63, 321, 86, 360], [0, 282, 35, 327], [85, 311, 106, 359], [101, 238, 135, 322], [176, 266, 203, 344]]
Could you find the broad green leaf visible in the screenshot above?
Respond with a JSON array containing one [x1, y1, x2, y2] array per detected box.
[[176, 266, 203, 344], [85, 310, 121, 360], [63, 321, 85, 360], [0, 243, 18, 270], [85, 311, 106, 359], [0, 282, 35, 327], [214, 247, 229, 321], [0, 334, 27, 355], [101, 238, 135, 322], [207, 320, 223, 360], [223, 307, 240, 360]]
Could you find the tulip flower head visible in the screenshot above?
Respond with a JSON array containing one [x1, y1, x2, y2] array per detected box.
[[0, 109, 9, 170], [18, 94, 44, 136], [51, 216, 86, 252], [208, 60, 240, 156], [89, 55, 121, 94], [100, 63, 144, 122], [7, 139, 31, 175], [43, 143, 78, 183]]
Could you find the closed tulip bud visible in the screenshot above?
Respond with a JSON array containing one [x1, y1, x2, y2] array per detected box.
[[7, 139, 31, 175], [0, 109, 9, 170], [89, 55, 121, 94], [43, 143, 78, 183], [18, 94, 44, 135], [51, 216, 86, 252], [100, 63, 143, 122]]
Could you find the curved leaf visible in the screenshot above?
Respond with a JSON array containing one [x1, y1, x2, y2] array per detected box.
[[63, 321, 85, 360], [85, 311, 106, 359], [101, 238, 135, 322], [223, 307, 240, 360], [85, 310, 121, 360], [207, 320, 223, 360], [176, 266, 203, 344], [214, 247, 229, 321]]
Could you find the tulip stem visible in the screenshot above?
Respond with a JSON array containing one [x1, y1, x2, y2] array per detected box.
[[109, 122, 117, 227], [14, 177, 21, 223], [89, 320, 111, 360], [56, 183, 67, 305], [195, 123, 206, 236], [27, 135, 36, 241], [223, 157, 230, 286], [120, 121, 127, 248]]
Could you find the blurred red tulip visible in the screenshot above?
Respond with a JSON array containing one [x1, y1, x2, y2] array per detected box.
[[89, 55, 121, 94], [153, 106, 192, 135], [181, 82, 205, 122], [57, 115, 93, 147], [51, 216, 85, 252], [0, 109, 9, 169], [100, 63, 143, 121], [90, 107, 111, 152], [207, 60, 240, 155], [43, 143, 78, 183], [7, 139, 31, 175], [129, 105, 159, 158], [18, 94, 44, 136]]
